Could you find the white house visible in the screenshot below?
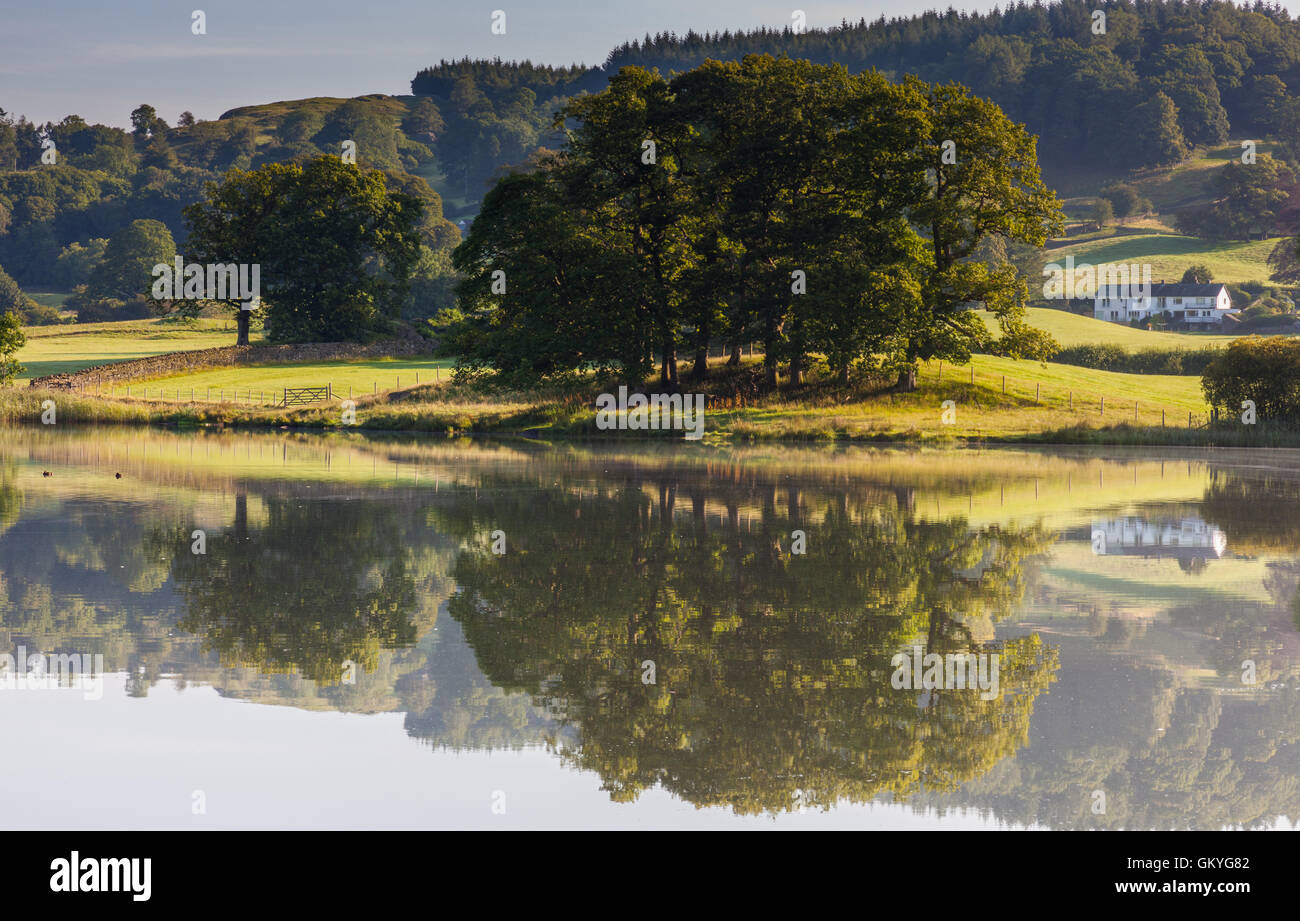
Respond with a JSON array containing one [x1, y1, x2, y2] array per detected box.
[[1093, 283, 1234, 325], [1091, 516, 1227, 561]]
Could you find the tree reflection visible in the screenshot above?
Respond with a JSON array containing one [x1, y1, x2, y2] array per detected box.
[[162, 494, 419, 683], [435, 478, 1059, 813]]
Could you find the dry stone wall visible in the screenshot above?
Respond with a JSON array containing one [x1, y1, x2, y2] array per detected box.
[[30, 335, 435, 390]]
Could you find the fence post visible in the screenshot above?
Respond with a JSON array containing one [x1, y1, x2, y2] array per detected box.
[[1189, 411, 1193, 427], [1162, 409, 1166, 427], [1100, 397, 1104, 415], [1069, 391, 1072, 410], [1002, 375, 1005, 394], [938, 361, 943, 381], [1135, 402, 1139, 422], [1035, 383, 1040, 404], [970, 366, 974, 384]]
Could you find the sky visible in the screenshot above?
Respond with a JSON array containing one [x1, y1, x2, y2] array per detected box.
[[0, 674, 1025, 829], [0, 0, 1014, 129]]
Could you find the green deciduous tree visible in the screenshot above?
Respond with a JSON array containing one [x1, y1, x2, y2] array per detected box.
[[1202, 336, 1300, 425], [1177, 154, 1294, 241], [442, 58, 1061, 391], [0, 309, 25, 385], [86, 218, 175, 301], [184, 156, 424, 343]]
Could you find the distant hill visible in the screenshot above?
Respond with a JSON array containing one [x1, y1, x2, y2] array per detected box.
[[410, 0, 1300, 210], [0, 93, 460, 323]]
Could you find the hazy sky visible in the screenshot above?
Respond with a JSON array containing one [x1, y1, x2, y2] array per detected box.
[[1, 0, 1015, 128]]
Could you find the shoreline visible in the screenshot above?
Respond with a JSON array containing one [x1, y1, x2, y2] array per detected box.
[[5, 387, 1298, 449]]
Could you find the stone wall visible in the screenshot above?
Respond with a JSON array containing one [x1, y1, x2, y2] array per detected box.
[[30, 335, 436, 390]]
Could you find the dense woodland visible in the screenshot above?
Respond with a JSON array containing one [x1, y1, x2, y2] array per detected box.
[[415, 0, 1300, 182], [0, 98, 459, 326], [10, 0, 1300, 334]]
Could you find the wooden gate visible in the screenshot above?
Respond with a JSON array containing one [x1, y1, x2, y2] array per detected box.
[[280, 385, 332, 406]]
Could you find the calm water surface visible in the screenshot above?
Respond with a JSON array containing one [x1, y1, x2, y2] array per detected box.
[[2, 427, 1299, 829]]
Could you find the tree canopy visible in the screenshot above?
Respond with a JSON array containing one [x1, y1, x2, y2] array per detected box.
[[183, 156, 424, 343], [444, 56, 1061, 390]]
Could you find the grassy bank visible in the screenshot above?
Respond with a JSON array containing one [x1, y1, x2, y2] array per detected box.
[[6, 351, 1285, 447], [95, 355, 456, 403]]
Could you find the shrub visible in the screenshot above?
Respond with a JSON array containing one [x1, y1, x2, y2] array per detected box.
[[1053, 344, 1219, 375], [1100, 183, 1140, 218], [1202, 336, 1300, 425]]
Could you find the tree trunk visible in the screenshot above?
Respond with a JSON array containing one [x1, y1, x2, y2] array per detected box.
[[895, 364, 918, 392], [727, 340, 742, 366], [236, 310, 250, 346], [691, 345, 709, 381], [789, 350, 803, 387], [660, 341, 678, 387]]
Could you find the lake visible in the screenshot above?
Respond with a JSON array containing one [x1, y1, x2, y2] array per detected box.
[[2, 427, 1298, 829]]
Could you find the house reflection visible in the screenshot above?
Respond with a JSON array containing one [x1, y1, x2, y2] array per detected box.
[[1091, 516, 1227, 572]]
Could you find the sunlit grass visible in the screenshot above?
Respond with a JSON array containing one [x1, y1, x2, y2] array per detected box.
[[15, 317, 255, 383]]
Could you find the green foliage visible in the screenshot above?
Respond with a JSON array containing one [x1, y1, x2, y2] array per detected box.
[[447, 58, 1061, 390], [411, 0, 1300, 191], [0, 262, 37, 317], [87, 219, 175, 301], [1176, 154, 1295, 241], [54, 238, 108, 288], [1099, 183, 1140, 218], [1181, 264, 1213, 284], [313, 99, 402, 172], [1131, 91, 1191, 167], [0, 310, 25, 384], [0, 96, 456, 295], [402, 245, 458, 322], [1091, 198, 1113, 227], [1202, 336, 1300, 425], [184, 156, 424, 343], [1268, 237, 1300, 285], [1055, 344, 1218, 376]]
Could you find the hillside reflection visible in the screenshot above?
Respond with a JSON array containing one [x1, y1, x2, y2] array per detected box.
[[3, 431, 1300, 826]]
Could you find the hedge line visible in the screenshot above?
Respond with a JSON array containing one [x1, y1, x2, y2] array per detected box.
[[1049, 344, 1220, 376]]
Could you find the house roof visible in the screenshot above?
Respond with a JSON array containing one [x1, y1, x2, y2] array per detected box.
[[1147, 283, 1228, 297]]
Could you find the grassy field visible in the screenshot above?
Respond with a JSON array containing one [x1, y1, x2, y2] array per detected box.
[[1051, 140, 1280, 219], [15, 317, 254, 383], [1045, 141, 1292, 288], [5, 350, 1219, 444], [2, 306, 1243, 444], [982, 307, 1237, 350], [103, 355, 456, 404], [1039, 232, 1283, 286], [26, 291, 70, 309], [954, 354, 1206, 411]]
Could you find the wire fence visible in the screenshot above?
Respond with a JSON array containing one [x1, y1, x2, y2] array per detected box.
[[64, 350, 1213, 427], [927, 360, 1213, 428]]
